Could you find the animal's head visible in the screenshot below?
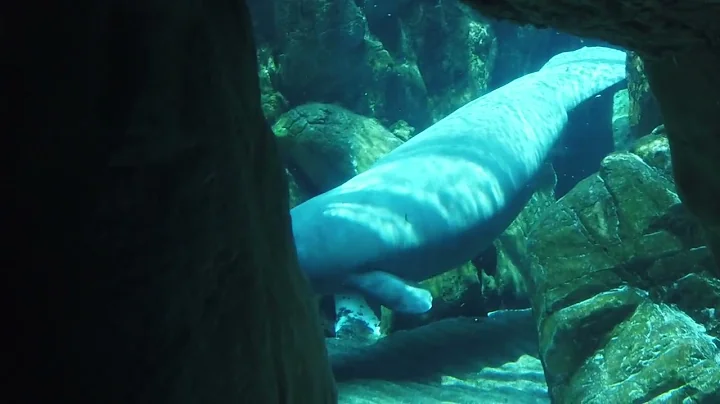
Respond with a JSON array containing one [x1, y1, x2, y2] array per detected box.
[[290, 200, 358, 283], [291, 214, 325, 276], [290, 192, 390, 289]]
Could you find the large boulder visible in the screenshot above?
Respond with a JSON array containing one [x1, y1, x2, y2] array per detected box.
[[522, 146, 720, 402], [642, 52, 720, 276], [626, 52, 662, 144], [385, 1, 496, 125], [274, 103, 404, 193], [272, 0, 371, 109], [250, 0, 496, 132], [8, 1, 337, 402]]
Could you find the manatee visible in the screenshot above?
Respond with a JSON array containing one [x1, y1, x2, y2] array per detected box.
[[290, 47, 627, 313]]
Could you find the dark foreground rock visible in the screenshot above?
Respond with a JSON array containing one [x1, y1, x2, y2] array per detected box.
[[7, 1, 336, 402]]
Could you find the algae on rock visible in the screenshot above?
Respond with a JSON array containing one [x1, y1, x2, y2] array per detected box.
[[273, 103, 404, 193], [254, 0, 497, 133], [627, 52, 663, 143], [522, 146, 720, 402]]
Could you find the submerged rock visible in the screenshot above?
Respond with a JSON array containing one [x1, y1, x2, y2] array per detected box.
[[522, 150, 720, 401], [390, 1, 496, 126], [612, 88, 631, 150], [254, 0, 495, 132], [631, 125, 672, 181], [274, 103, 403, 193], [273, 0, 370, 107], [256, 45, 289, 124], [565, 301, 720, 403], [627, 53, 663, 144]]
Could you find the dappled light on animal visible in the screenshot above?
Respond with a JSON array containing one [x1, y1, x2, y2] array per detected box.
[[290, 47, 626, 318]]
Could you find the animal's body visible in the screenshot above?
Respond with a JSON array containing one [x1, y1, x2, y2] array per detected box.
[[290, 47, 627, 313]]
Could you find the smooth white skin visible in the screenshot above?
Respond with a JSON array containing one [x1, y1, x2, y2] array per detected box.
[[291, 47, 627, 301]]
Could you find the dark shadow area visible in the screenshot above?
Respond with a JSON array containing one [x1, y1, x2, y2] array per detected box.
[[328, 310, 539, 382], [553, 81, 624, 197], [487, 22, 612, 91]]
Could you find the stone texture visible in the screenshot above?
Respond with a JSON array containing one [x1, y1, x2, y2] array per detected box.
[[257, 45, 290, 124], [626, 52, 663, 144], [386, 1, 496, 125], [274, 103, 404, 193], [564, 301, 720, 403], [286, 167, 313, 209], [272, 0, 371, 106], [643, 51, 720, 275], [631, 125, 673, 181], [250, 0, 496, 132], [522, 150, 720, 402], [7, 1, 336, 402], [612, 88, 631, 150], [462, 0, 720, 56]]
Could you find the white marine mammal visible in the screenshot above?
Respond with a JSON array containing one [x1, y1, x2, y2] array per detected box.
[[290, 46, 627, 313]]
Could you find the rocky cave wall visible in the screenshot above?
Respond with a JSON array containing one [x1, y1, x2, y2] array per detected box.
[[7, 1, 337, 403]]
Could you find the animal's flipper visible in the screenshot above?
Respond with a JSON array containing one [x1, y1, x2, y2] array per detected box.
[[345, 271, 433, 314]]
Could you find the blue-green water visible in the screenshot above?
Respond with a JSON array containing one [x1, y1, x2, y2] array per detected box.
[[250, 0, 720, 402]]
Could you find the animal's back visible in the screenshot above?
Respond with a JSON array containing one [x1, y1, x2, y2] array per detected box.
[[291, 47, 627, 308], [309, 47, 626, 275]]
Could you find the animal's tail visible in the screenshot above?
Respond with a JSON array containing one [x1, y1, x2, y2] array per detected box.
[[538, 46, 627, 111], [541, 46, 626, 70]]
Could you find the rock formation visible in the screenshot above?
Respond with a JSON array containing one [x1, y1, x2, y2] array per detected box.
[[250, 0, 496, 130], [7, 1, 336, 402], [458, 1, 720, 402], [524, 144, 720, 402]]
